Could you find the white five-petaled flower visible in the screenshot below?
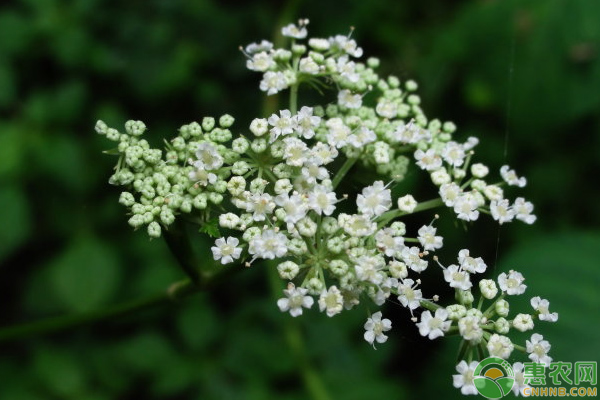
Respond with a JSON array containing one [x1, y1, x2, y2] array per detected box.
[[526, 333, 552, 366], [500, 165, 527, 187], [416, 308, 451, 339], [458, 249, 487, 274], [530, 296, 558, 322], [453, 360, 479, 395], [318, 286, 344, 317], [193, 142, 223, 171], [498, 270, 527, 295], [443, 264, 472, 290], [338, 89, 362, 109], [277, 282, 314, 317], [490, 199, 515, 224], [397, 278, 423, 311], [356, 181, 392, 218], [307, 185, 337, 215], [268, 109, 296, 141], [417, 225, 443, 251], [295, 106, 321, 139], [512, 362, 532, 396], [363, 311, 392, 348], [281, 22, 308, 39], [211, 237, 242, 265], [248, 229, 288, 260], [259, 71, 288, 95], [513, 197, 537, 224]]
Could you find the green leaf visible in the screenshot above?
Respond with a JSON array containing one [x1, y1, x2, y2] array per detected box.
[[199, 218, 221, 238], [50, 235, 121, 312]]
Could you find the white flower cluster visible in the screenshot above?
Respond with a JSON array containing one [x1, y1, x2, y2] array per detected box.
[[98, 19, 556, 394]]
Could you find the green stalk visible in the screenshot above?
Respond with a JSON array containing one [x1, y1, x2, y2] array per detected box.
[[332, 156, 359, 189]]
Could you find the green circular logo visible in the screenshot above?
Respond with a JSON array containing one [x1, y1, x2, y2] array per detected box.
[[473, 357, 515, 399]]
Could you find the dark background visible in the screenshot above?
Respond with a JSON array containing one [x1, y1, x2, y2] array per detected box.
[[0, 0, 598, 399]]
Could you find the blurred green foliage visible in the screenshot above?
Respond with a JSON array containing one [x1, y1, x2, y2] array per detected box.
[[1, 0, 599, 399]]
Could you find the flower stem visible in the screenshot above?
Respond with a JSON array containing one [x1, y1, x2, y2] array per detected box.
[[332, 156, 359, 189], [377, 197, 444, 228]]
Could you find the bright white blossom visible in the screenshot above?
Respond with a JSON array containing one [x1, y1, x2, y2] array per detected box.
[[498, 271, 527, 295], [363, 311, 392, 348], [319, 286, 344, 317], [416, 308, 451, 339], [277, 282, 314, 317], [211, 237, 242, 264], [530, 296, 558, 322], [357, 181, 392, 217], [501, 165, 527, 187], [486, 333, 514, 359], [526, 333, 552, 365], [453, 361, 479, 395]]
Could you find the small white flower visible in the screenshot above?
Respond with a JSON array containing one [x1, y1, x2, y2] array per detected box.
[[193, 142, 223, 171], [498, 270, 527, 295], [513, 313, 534, 332], [342, 214, 377, 237], [414, 148, 443, 171], [246, 51, 275, 72], [356, 181, 392, 218], [318, 286, 344, 317], [282, 137, 309, 166], [443, 264, 472, 290], [401, 246, 428, 273], [471, 163, 489, 178], [295, 106, 321, 139], [397, 279, 423, 311], [431, 168, 451, 185], [397, 194, 417, 213], [500, 165, 527, 187], [281, 22, 308, 39], [458, 249, 487, 274], [260, 71, 289, 95], [512, 362, 532, 396], [486, 334, 514, 359], [416, 308, 451, 340], [453, 194, 480, 221], [308, 38, 330, 51], [441, 141, 466, 167], [526, 333, 552, 366], [338, 89, 362, 109], [458, 315, 483, 342], [347, 126, 376, 148], [490, 199, 515, 224], [246, 192, 275, 221], [275, 192, 307, 224], [330, 35, 363, 58], [248, 229, 288, 259], [326, 118, 352, 148], [439, 182, 462, 207], [417, 225, 443, 251], [355, 255, 386, 285], [336, 56, 360, 82], [513, 197, 537, 224], [277, 282, 314, 317], [375, 228, 405, 257], [530, 296, 558, 322], [453, 360, 479, 395], [211, 237, 242, 265], [307, 185, 337, 215], [363, 311, 392, 348], [268, 109, 296, 141], [245, 40, 273, 55]]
